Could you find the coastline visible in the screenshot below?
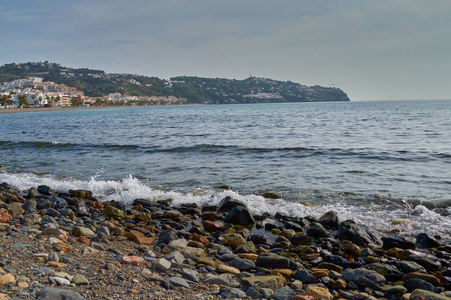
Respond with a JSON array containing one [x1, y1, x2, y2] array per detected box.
[[0, 182, 449, 299], [0, 106, 127, 114]]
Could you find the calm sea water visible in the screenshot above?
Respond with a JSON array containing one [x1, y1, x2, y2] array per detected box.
[[1, 101, 450, 238]]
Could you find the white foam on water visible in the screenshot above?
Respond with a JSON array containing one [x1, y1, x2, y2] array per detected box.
[[1, 172, 449, 239]]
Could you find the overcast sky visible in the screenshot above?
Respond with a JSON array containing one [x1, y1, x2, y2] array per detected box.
[[1, 0, 450, 101]]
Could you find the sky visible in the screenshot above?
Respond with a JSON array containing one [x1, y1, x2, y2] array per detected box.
[[0, 0, 450, 101]]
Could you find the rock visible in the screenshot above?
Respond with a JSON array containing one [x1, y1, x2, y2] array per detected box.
[[37, 185, 55, 196], [223, 234, 246, 248], [246, 287, 263, 299], [120, 256, 148, 267], [48, 252, 59, 262], [36, 287, 84, 300], [202, 221, 224, 232], [230, 258, 255, 271], [72, 226, 95, 237], [0, 273, 16, 285], [291, 233, 312, 246], [219, 196, 246, 213], [155, 258, 171, 271], [241, 275, 285, 291], [182, 268, 199, 282], [235, 241, 257, 253], [295, 269, 318, 284], [397, 260, 427, 274], [169, 276, 189, 288], [42, 228, 69, 242], [405, 278, 438, 293], [181, 246, 205, 260], [403, 272, 441, 286], [416, 233, 441, 249], [319, 210, 339, 229], [409, 289, 450, 300], [0, 208, 12, 223], [158, 228, 178, 245], [50, 197, 68, 208], [366, 263, 404, 281], [71, 274, 89, 285], [289, 279, 303, 290], [260, 288, 275, 299], [6, 202, 23, 216], [306, 223, 331, 238], [256, 253, 290, 268], [223, 206, 255, 226], [306, 285, 333, 300], [382, 285, 407, 294], [382, 235, 416, 250], [165, 250, 185, 264], [126, 230, 155, 246], [204, 274, 232, 285], [220, 288, 247, 298], [217, 264, 240, 275], [407, 255, 442, 273], [103, 205, 124, 219], [69, 189, 92, 199], [342, 268, 386, 290], [274, 286, 296, 300], [335, 220, 382, 246]]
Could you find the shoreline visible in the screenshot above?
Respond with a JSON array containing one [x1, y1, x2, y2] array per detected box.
[[0, 105, 135, 114], [0, 182, 450, 299]]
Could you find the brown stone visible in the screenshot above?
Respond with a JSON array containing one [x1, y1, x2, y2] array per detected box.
[[78, 236, 90, 244], [0, 209, 12, 223], [300, 253, 320, 261], [237, 253, 259, 261], [201, 212, 220, 221], [306, 285, 333, 300], [271, 269, 293, 279], [53, 242, 74, 253], [203, 221, 224, 232], [42, 228, 70, 242], [121, 256, 148, 267], [311, 268, 329, 278], [217, 264, 240, 275], [189, 233, 209, 245], [0, 273, 15, 285], [295, 296, 315, 300], [126, 230, 155, 246], [47, 261, 67, 268]]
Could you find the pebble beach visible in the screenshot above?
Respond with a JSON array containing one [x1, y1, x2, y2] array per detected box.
[[0, 182, 450, 300]]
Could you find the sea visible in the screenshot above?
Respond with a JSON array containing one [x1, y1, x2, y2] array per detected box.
[[1, 100, 450, 239]]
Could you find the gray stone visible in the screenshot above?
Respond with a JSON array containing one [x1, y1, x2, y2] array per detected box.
[[204, 274, 232, 285], [155, 258, 171, 271], [336, 220, 382, 246], [260, 288, 275, 299], [319, 210, 339, 229], [219, 196, 246, 213], [396, 260, 427, 274], [95, 226, 110, 238], [72, 226, 95, 237], [366, 263, 404, 281], [235, 241, 257, 253], [407, 255, 442, 273], [306, 223, 331, 238], [219, 288, 247, 298], [274, 286, 296, 300], [295, 269, 318, 284], [47, 252, 59, 262], [169, 276, 189, 288], [36, 287, 84, 300], [256, 253, 290, 268], [182, 268, 199, 283], [416, 233, 441, 249], [405, 278, 438, 293], [410, 289, 451, 300], [230, 258, 255, 271], [158, 228, 178, 245], [342, 268, 386, 290], [165, 250, 185, 264], [71, 274, 89, 285], [246, 287, 263, 299]]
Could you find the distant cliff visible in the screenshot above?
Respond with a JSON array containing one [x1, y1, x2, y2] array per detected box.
[[0, 62, 350, 103]]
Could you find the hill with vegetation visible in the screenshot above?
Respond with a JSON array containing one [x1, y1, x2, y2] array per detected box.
[[0, 62, 350, 103]]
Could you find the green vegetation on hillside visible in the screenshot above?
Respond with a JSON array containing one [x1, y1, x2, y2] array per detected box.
[[0, 62, 349, 103]]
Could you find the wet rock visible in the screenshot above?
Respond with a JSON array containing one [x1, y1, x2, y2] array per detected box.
[[342, 268, 386, 290], [403, 272, 441, 286], [366, 262, 404, 281], [323, 255, 363, 269], [223, 233, 246, 248], [223, 206, 255, 226], [416, 233, 441, 249], [294, 269, 318, 284], [235, 241, 257, 254], [219, 196, 246, 213], [306, 223, 331, 238], [336, 220, 382, 246], [405, 278, 438, 293], [291, 233, 312, 246], [103, 205, 124, 219], [274, 286, 296, 300], [410, 289, 450, 300], [202, 221, 224, 232], [247, 233, 268, 245], [158, 228, 178, 245], [256, 253, 291, 268], [319, 210, 339, 229], [37, 185, 55, 196], [36, 287, 83, 300], [396, 260, 427, 274], [382, 235, 416, 250], [407, 255, 442, 272]]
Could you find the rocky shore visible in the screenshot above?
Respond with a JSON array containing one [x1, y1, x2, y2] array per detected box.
[[0, 182, 450, 300]]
